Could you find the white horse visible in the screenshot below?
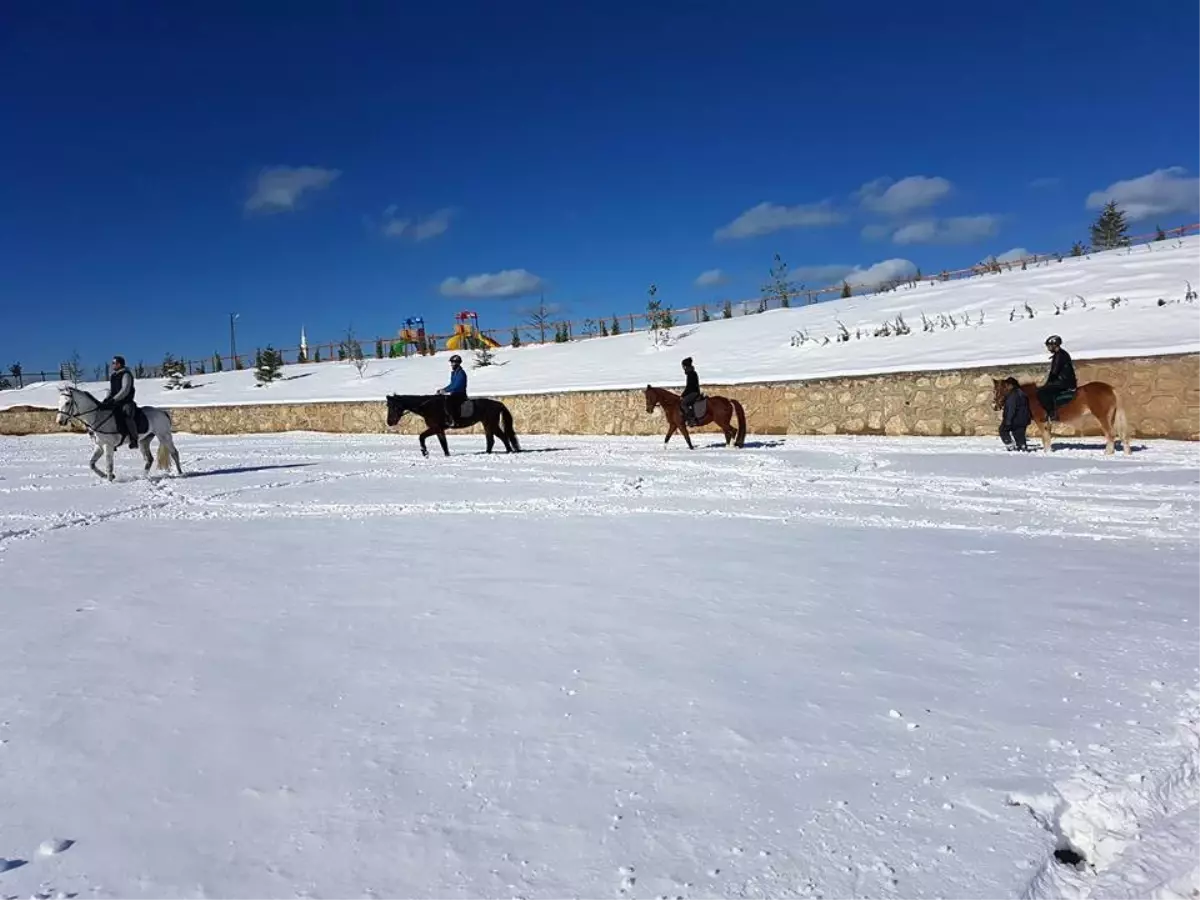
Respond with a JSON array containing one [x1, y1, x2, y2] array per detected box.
[[56, 385, 183, 481]]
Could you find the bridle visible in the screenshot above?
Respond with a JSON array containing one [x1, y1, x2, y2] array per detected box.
[[58, 389, 116, 435]]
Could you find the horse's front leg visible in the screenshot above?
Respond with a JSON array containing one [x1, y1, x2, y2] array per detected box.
[[679, 423, 695, 450], [664, 423, 676, 445], [417, 427, 436, 457], [104, 442, 116, 481], [1036, 417, 1052, 453], [89, 443, 105, 479], [436, 430, 450, 456]]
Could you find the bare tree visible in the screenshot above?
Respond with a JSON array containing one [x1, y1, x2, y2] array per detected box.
[[522, 296, 559, 344]]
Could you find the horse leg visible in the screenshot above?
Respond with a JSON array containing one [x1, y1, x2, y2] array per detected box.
[[141, 438, 154, 472], [1096, 404, 1116, 456], [1036, 417, 1052, 453], [162, 432, 183, 475], [418, 427, 436, 457], [679, 423, 695, 450], [89, 443, 105, 479], [664, 423, 676, 445], [104, 442, 116, 481], [484, 423, 495, 454], [437, 430, 450, 456]]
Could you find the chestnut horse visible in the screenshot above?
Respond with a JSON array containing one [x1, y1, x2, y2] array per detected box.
[[645, 385, 747, 449], [991, 379, 1130, 456]]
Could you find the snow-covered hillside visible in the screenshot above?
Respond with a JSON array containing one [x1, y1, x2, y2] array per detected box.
[[5, 236, 1199, 410]]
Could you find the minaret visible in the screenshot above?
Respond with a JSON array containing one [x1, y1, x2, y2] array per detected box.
[[300, 326, 308, 360]]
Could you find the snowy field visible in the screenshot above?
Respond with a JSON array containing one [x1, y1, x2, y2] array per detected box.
[[4, 236, 1199, 412], [1, 431, 1198, 899]]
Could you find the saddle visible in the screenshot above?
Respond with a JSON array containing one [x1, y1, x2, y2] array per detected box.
[[1052, 388, 1077, 406], [458, 399, 474, 419], [684, 395, 707, 424]]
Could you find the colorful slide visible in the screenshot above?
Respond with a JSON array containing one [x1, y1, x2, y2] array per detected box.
[[445, 311, 500, 350]]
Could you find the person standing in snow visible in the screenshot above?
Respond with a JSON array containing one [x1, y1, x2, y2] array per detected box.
[[998, 377, 1031, 451], [439, 354, 468, 426], [1036, 335, 1076, 422], [680, 357, 701, 426], [99, 355, 139, 449]]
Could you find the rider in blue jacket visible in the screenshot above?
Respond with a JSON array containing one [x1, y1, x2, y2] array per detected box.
[[440, 354, 468, 425]]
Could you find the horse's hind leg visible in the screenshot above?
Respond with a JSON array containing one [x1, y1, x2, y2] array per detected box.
[[163, 432, 183, 475], [484, 425, 495, 454], [141, 438, 154, 472]]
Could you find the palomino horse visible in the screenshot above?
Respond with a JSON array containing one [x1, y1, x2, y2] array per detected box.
[[645, 385, 747, 449], [56, 385, 184, 480], [385, 393, 521, 457], [991, 379, 1130, 456]]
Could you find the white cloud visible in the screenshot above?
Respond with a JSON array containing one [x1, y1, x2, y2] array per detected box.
[[382, 206, 455, 241], [856, 175, 952, 215], [844, 258, 918, 289], [713, 201, 845, 240], [439, 268, 546, 299], [1085, 167, 1200, 221], [793, 263, 856, 284], [245, 165, 340, 214], [995, 247, 1029, 264], [694, 268, 729, 288], [891, 215, 1000, 245]]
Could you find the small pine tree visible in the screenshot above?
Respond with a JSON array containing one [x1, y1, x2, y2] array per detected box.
[[313, 348, 322, 363], [582, 318, 597, 339], [511, 327, 522, 348], [722, 300, 733, 319], [213, 353, 223, 372], [646, 283, 672, 346], [135, 361, 148, 377], [599, 320, 608, 337], [610, 316, 621, 336], [162, 353, 186, 389], [255, 345, 283, 384], [764, 253, 795, 309], [701, 307, 711, 322], [341, 329, 367, 377], [841, 281, 852, 299], [1155, 225, 1167, 241], [1070, 241, 1086, 257], [1089, 200, 1131, 251], [473, 344, 495, 368], [9, 363, 22, 388], [375, 339, 384, 359]]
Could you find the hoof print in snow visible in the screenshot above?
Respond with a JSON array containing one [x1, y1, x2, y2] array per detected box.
[[1053, 845, 1087, 869], [37, 839, 73, 857], [0, 859, 26, 873]]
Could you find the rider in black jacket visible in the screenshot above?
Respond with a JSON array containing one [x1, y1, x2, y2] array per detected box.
[[1036, 335, 1076, 422], [681, 357, 701, 425], [100, 356, 139, 448]]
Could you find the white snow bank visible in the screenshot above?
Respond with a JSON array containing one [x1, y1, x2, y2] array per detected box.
[[4, 236, 1199, 411]]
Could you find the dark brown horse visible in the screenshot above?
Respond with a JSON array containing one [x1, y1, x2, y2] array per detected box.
[[645, 385, 747, 449], [385, 394, 521, 457], [991, 379, 1130, 456]]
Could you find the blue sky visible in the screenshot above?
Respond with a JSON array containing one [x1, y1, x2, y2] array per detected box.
[[2, 0, 1197, 373]]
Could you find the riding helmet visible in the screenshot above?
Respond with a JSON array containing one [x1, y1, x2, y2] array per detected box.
[[449, 354, 462, 364], [1045, 335, 1062, 347]]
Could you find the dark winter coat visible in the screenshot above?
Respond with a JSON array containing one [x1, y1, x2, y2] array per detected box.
[[1045, 349, 1077, 390], [682, 368, 700, 397], [106, 367, 135, 404], [1002, 388, 1031, 430]]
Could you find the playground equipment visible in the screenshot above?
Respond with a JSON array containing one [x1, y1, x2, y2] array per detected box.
[[445, 310, 500, 351], [395, 317, 428, 356]]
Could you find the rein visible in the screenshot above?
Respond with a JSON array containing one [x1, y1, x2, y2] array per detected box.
[[60, 392, 117, 435]]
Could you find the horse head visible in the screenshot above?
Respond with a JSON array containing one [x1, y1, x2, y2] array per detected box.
[[990, 378, 1006, 412], [56, 385, 77, 426], [385, 394, 405, 428], [644, 385, 659, 414]]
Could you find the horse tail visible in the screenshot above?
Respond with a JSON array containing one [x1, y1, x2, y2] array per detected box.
[[732, 399, 747, 448], [156, 441, 171, 470], [501, 402, 521, 452]]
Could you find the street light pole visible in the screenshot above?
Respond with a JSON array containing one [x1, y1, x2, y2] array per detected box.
[[229, 313, 239, 365]]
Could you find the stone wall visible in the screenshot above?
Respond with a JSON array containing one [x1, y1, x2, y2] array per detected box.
[[3, 354, 1196, 440]]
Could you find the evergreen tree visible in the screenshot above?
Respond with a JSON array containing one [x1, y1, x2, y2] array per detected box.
[[599, 320, 608, 337], [213, 353, 223, 372], [610, 315, 621, 336], [255, 345, 283, 384], [1070, 241, 1086, 257], [1089, 200, 1131, 251], [313, 348, 322, 363], [841, 281, 852, 299], [764, 253, 796, 309], [701, 307, 711, 322], [375, 339, 385, 358], [722, 300, 733, 319], [511, 327, 522, 348], [1155, 225, 1167, 241], [9, 363, 22, 388]]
